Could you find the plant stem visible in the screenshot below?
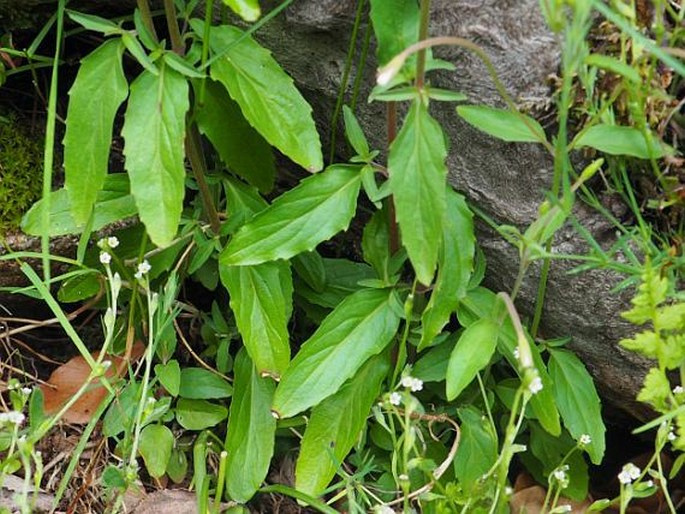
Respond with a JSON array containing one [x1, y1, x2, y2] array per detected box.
[[386, 103, 400, 254], [163, 0, 184, 55], [136, 0, 158, 40], [185, 125, 222, 235], [415, 0, 431, 89]]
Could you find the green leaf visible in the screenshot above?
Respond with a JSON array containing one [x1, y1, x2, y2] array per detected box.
[[155, 360, 181, 396], [453, 407, 498, 492], [138, 424, 173, 478], [207, 24, 322, 172], [459, 288, 561, 436], [585, 54, 641, 83], [273, 288, 401, 418], [179, 368, 233, 399], [122, 66, 189, 247], [67, 10, 121, 35], [220, 165, 362, 266], [362, 207, 391, 282], [456, 105, 547, 144], [223, 0, 261, 22], [389, 99, 447, 285], [225, 349, 276, 503], [220, 261, 293, 378], [413, 333, 457, 383], [573, 124, 672, 159], [176, 399, 228, 430], [296, 354, 390, 496], [166, 448, 188, 484], [195, 80, 275, 192], [369, 0, 419, 65], [64, 39, 128, 225], [420, 190, 474, 350], [21, 174, 137, 237], [342, 105, 370, 157], [426, 87, 468, 102], [296, 258, 376, 309], [121, 32, 158, 75], [446, 319, 499, 400], [164, 52, 205, 78], [222, 176, 269, 232], [57, 272, 101, 303], [292, 251, 326, 293], [548, 349, 605, 464]]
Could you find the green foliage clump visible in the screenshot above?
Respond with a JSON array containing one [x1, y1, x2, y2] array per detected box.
[[0, 113, 43, 233]]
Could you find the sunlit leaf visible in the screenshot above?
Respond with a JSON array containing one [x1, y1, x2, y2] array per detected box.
[[446, 319, 499, 400], [64, 39, 128, 225], [573, 124, 672, 159], [273, 288, 401, 418], [456, 105, 547, 144]]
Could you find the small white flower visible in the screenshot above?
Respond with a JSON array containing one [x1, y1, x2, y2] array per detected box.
[[618, 462, 640, 484], [528, 375, 543, 395], [410, 377, 423, 392], [107, 236, 120, 248], [644, 480, 654, 488], [553, 469, 567, 481], [99, 251, 112, 265], [401, 376, 414, 388], [669, 429, 677, 441], [134, 260, 151, 279], [505, 486, 513, 495], [580, 434, 592, 446], [398, 473, 409, 482], [513, 348, 520, 360], [102, 360, 112, 370], [674, 386, 684, 395], [21, 387, 32, 396], [373, 506, 395, 514], [0, 411, 25, 425], [389, 392, 402, 406]]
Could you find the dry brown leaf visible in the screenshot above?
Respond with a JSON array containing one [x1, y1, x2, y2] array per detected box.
[[510, 473, 592, 514], [39, 342, 144, 424]]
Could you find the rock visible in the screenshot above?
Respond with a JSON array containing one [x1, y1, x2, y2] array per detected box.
[[255, 0, 649, 418]]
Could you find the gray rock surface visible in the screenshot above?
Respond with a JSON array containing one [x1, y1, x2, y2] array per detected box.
[[258, 0, 649, 418]]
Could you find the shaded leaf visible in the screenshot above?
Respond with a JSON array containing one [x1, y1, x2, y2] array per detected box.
[[195, 79, 275, 192], [413, 333, 457, 383], [273, 288, 401, 418], [224, 349, 276, 502], [155, 360, 181, 397], [296, 354, 389, 496], [453, 407, 498, 492], [207, 24, 322, 171], [220, 165, 361, 266], [369, 0, 419, 65], [456, 105, 547, 144], [64, 39, 128, 225], [175, 399, 228, 430], [389, 99, 447, 285], [179, 368, 233, 399], [122, 66, 189, 247]]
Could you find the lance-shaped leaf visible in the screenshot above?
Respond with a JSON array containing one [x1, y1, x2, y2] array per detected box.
[[572, 124, 672, 159], [220, 261, 292, 378], [369, 0, 419, 64], [220, 178, 293, 378], [223, 0, 261, 22], [296, 354, 389, 496], [456, 105, 548, 144], [272, 288, 401, 419], [122, 66, 189, 247], [220, 165, 362, 266], [548, 349, 606, 464], [225, 349, 276, 503], [446, 318, 499, 400], [389, 99, 447, 285], [64, 39, 128, 225], [207, 24, 322, 172], [420, 190, 474, 350], [195, 80, 275, 193]]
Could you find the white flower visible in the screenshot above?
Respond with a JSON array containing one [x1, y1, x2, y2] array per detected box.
[[134, 260, 151, 279], [513, 348, 520, 360], [0, 411, 25, 425], [389, 392, 402, 406], [668, 429, 677, 441], [553, 469, 567, 481], [644, 480, 654, 488], [21, 387, 32, 396], [373, 505, 395, 514], [579, 434, 592, 446], [99, 251, 112, 265], [410, 377, 423, 392], [618, 463, 640, 484], [102, 360, 112, 370], [674, 386, 684, 395], [398, 473, 409, 482], [107, 236, 120, 248], [401, 376, 414, 388], [528, 375, 543, 395]]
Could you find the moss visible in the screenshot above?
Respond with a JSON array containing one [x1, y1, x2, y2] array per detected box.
[[0, 113, 43, 234]]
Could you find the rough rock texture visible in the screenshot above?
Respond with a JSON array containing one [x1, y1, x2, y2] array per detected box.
[[257, 0, 650, 418]]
